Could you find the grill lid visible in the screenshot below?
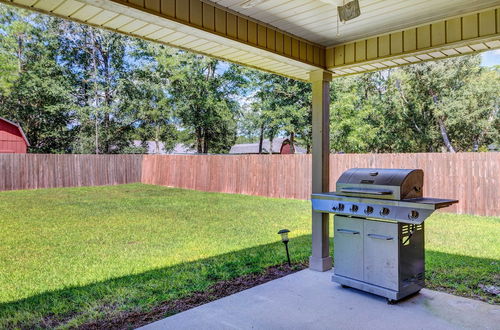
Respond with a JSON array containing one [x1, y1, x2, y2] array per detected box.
[[336, 168, 423, 200]]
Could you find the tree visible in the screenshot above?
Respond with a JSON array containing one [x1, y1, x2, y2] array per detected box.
[[327, 55, 499, 153], [0, 7, 18, 95], [329, 74, 380, 153], [0, 7, 76, 153], [391, 56, 499, 152], [1, 3, 497, 155], [58, 21, 133, 154], [244, 71, 312, 153], [121, 42, 178, 153], [162, 50, 241, 153]]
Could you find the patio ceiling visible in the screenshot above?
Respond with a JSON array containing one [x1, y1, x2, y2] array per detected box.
[[2, 0, 500, 80], [213, 0, 500, 46]]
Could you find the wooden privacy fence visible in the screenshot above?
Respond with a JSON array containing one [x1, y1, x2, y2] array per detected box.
[[0, 153, 498, 216], [142, 153, 500, 217], [0, 154, 142, 191]]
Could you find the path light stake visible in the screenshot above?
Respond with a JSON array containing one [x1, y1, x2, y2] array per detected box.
[[278, 229, 291, 267]]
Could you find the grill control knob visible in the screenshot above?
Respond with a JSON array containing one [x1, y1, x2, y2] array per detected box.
[[350, 205, 358, 212], [364, 206, 374, 215], [380, 208, 390, 216], [338, 203, 345, 211], [409, 210, 419, 220]]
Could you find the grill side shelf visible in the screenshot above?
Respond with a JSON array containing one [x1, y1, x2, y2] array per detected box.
[[403, 197, 459, 209]]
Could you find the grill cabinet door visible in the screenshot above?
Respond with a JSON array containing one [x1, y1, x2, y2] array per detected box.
[[334, 216, 363, 281], [363, 220, 399, 290]]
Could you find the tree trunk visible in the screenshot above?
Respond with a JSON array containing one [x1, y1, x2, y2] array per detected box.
[[203, 134, 208, 154], [94, 110, 99, 154], [155, 125, 160, 154], [472, 139, 479, 152], [258, 124, 264, 154], [92, 39, 99, 155], [196, 127, 203, 153], [289, 132, 296, 154], [430, 89, 455, 153], [437, 117, 456, 153], [16, 35, 23, 72], [155, 140, 160, 154], [103, 50, 111, 153]]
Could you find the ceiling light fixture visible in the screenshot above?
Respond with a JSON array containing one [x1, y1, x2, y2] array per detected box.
[[335, 0, 361, 37], [337, 0, 361, 22]]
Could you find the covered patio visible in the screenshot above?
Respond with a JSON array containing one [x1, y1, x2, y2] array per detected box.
[[1, 0, 499, 327]]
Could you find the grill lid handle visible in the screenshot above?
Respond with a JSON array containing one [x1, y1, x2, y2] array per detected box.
[[340, 187, 393, 195]]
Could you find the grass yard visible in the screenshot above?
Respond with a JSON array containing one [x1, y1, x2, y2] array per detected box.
[[0, 184, 498, 328]]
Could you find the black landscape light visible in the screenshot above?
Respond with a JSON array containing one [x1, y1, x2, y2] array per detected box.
[[277, 229, 291, 266]]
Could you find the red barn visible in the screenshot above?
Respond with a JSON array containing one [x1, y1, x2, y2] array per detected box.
[[0, 117, 30, 154]]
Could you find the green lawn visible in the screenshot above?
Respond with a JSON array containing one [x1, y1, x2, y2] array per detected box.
[[0, 184, 498, 328]]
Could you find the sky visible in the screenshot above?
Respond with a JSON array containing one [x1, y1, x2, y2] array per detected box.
[[481, 49, 500, 66]]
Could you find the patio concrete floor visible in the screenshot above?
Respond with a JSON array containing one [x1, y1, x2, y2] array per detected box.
[[140, 269, 500, 330]]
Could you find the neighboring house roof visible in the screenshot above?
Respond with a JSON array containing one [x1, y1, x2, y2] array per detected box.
[[229, 138, 306, 154], [0, 117, 30, 146], [132, 140, 196, 154]]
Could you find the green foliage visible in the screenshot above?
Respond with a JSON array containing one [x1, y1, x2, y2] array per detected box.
[[0, 7, 76, 153], [162, 50, 241, 153], [0, 50, 17, 94], [244, 71, 312, 152], [121, 42, 178, 153], [59, 21, 135, 154], [0, 7, 23, 94], [330, 75, 380, 152], [241, 56, 499, 154], [0, 3, 498, 154], [0, 4, 243, 154], [329, 56, 500, 153]]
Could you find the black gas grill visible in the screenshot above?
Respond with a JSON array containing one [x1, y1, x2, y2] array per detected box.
[[311, 168, 458, 303]]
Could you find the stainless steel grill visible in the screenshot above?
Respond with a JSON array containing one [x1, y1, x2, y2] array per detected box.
[[311, 168, 458, 303]]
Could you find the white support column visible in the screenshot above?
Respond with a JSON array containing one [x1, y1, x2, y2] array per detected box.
[[309, 69, 332, 272]]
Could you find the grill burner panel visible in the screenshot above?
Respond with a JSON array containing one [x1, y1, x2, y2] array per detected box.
[[311, 168, 458, 303], [311, 193, 456, 224]]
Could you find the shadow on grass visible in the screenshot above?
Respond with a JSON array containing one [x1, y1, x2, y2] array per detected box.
[[0, 235, 314, 329], [1, 234, 498, 328]]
